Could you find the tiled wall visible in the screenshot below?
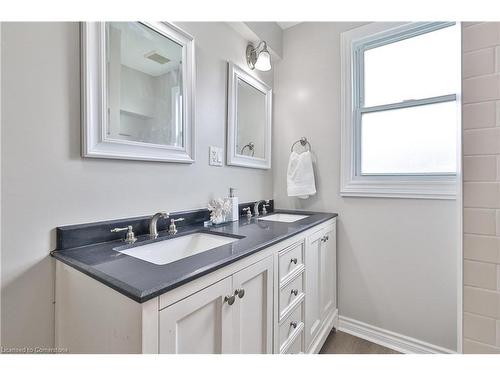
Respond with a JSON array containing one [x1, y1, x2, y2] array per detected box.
[[463, 22, 500, 354]]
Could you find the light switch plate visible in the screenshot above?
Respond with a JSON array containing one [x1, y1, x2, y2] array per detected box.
[[209, 146, 223, 167]]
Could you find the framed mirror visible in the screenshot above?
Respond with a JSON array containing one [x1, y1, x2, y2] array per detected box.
[[81, 22, 195, 163], [227, 62, 272, 169]]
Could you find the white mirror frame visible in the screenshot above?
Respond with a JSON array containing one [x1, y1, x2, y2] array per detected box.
[[81, 22, 196, 163], [227, 62, 272, 169]]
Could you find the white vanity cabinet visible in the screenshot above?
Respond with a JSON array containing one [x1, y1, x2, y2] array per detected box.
[[55, 218, 337, 354], [159, 256, 273, 354]]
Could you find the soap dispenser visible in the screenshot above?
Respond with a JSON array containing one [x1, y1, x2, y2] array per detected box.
[[228, 187, 239, 222]]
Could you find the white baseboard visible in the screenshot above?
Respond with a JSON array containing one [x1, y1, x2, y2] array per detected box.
[[338, 316, 457, 354]]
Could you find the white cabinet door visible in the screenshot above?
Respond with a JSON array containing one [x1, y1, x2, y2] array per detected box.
[[305, 223, 336, 350], [320, 225, 336, 321], [159, 276, 234, 354], [305, 229, 323, 348], [232, 256, 274, 353]]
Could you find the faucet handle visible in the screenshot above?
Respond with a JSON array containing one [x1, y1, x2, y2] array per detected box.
[[111, 225, 137, 244], [242, 207, 252, 218], [262, 200, 271, 215], [169, 218, 185, 235]]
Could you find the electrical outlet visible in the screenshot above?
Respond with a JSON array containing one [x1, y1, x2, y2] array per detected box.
[[209, 146, 223, 167]]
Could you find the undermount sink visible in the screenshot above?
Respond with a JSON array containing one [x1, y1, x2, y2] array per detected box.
[[258, 213, 310, 223], [116, 233, 240, 265]]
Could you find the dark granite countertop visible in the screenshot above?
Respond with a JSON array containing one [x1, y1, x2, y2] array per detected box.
[[51, 209, 337, 303]]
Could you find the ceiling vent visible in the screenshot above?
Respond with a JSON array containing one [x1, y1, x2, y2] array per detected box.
[[144, 51, 170, 65]]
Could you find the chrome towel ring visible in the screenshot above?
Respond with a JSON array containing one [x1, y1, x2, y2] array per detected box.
[[290, 137, 312, 153], [240, 142, 255, 156]]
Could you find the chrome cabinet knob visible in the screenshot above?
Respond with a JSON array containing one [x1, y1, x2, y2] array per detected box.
[[291, 289, 299, 296], [235, 289, 245, 299], [290, 258, 298, 264], [290, 321, 298, 329], [224, 295, 235, 305]]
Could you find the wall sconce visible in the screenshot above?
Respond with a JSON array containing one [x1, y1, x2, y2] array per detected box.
[[246, 41, 271, 71]]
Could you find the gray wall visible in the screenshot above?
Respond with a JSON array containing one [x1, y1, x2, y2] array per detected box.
[[0, 22, 273, 348], [272, 22, 459, 350]]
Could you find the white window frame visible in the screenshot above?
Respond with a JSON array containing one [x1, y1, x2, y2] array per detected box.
[[340, 22, 460, 199]]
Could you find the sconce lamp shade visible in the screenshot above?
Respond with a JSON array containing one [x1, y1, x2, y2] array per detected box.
[[254, 49, 271, 71], [246, 41, 272, 71]]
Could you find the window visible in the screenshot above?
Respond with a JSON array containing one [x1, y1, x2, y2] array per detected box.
[[340, 22, 460, 199]]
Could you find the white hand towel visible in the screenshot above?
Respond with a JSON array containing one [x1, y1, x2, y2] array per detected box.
[[287, 151, 316, 199]]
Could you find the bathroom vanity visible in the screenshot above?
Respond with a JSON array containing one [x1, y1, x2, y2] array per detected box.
[[52, 207, 337, 354], [55, 21, 338, 354]]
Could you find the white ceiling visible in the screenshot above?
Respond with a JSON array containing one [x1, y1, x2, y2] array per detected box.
[[277, 22, 301, 30]]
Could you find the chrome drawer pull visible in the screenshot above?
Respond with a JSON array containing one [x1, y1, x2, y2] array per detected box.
[[291, 289, 299, 296], [290, 258, 298, 264], [290, 321, 298, 329]]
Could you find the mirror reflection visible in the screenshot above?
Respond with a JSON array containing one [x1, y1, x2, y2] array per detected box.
[[236, 78, 267, 159], [106, 22, 184, 147]]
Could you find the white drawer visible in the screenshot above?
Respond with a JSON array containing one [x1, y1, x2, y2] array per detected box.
[[279, 303, 304, 351], [283, 331, 303, 354], [278, 241, 304, 283], [279, 272, 304, 319]]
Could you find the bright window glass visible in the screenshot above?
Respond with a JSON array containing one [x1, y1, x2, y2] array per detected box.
[[363, 25, 459, 107], [361, 101, 457, 175]]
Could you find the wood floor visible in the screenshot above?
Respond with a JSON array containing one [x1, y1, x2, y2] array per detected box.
[[319, 330, 400, 354]]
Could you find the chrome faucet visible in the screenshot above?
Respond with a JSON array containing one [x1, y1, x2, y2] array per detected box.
[[253, 200, 270, 217], [149, 212, 169, 239]]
